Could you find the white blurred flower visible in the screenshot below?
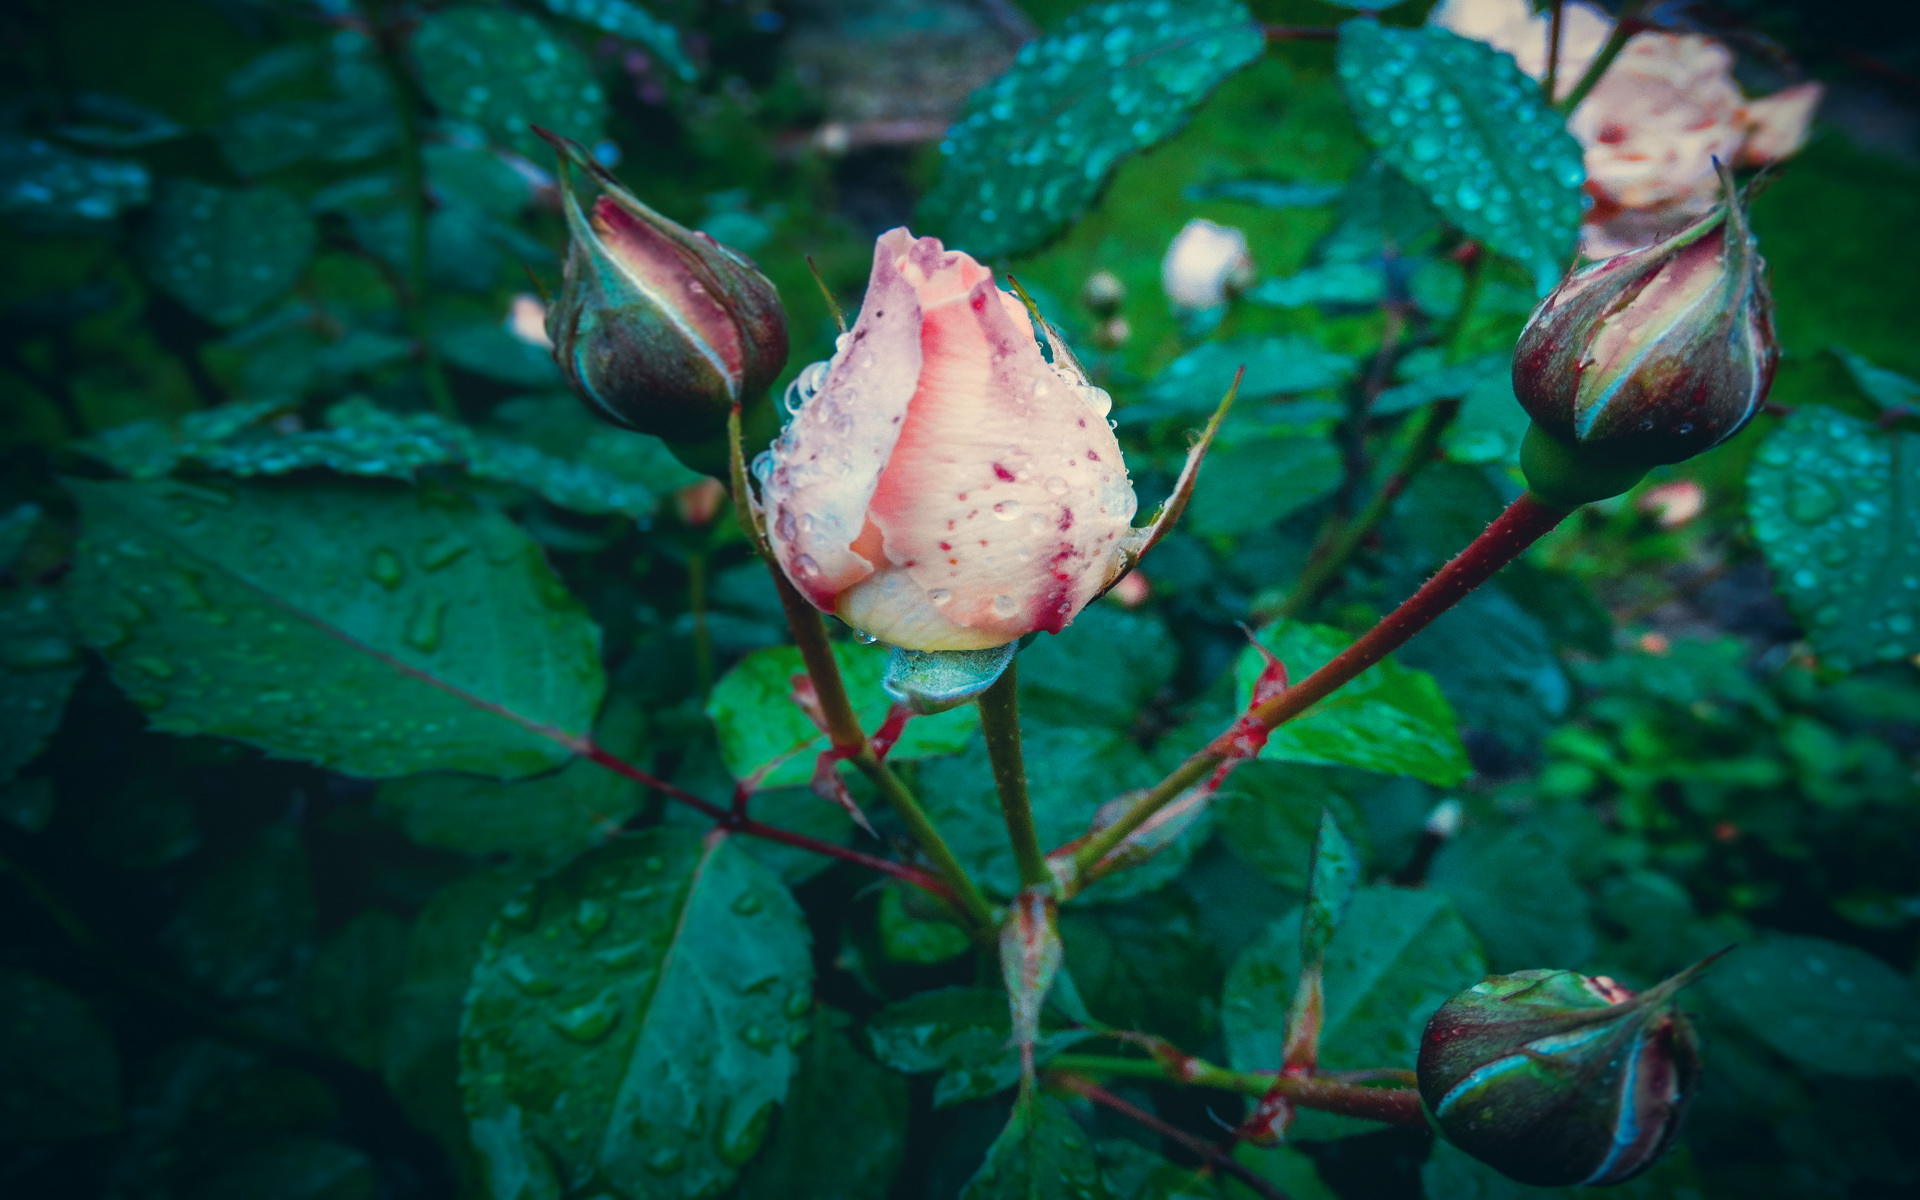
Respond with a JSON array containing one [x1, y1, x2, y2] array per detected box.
[[1161, 219, 1253, 310]]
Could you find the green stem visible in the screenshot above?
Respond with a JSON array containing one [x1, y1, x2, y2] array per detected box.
[[1556, 0, 1646, 114], [1542, 0, 1566, 101], [367, 2, 455, 417], [767, 567, 996, 934], [978, 664, 1048, 890], [1047, 1054, 1425, 1127], [1072, 493, 1574, 874]]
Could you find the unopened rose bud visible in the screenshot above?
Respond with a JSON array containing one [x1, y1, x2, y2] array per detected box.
[[1513, 167, 1776, 506], [756, 229, 1140, 652], [1162, 219, 1253, 310], [1081, 270, 1126, 316], [541, 132, 788, 449], [1418, 963, 1711, 1187]]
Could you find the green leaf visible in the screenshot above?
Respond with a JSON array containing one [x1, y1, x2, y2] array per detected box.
[[1019, 605, 1178, 731], [1227, 1144, 1338, 1200], [1397, 586, 1569, 751], [736, 1007, 907, 1200], [1215, 763, 1372, 893], [1062, 890, 1221, 1047], [1429, 826, 1598, 973], [1, 584, 83, 788], [66, 476, 604, 779], [1302, 810, 1359, 964], [1103, 1139, 1223, 1199], [0, 134, 149, 231], [962, 1093, 1110, 1200], [1186, 436, 1344, 540], [878, 882, 972, 964], [1702, 934, 1920, 1079], [706, 641, 979, 788], [302, 910, 409, 1071], [919, 0, 1264, 259], [1183, 179, 1344, 209], [411, 7, 606, 157], [1373, 353, 1506, 416], [190, 1136, 375, 1200], [138, 180, 316, 325], [461, 830, 813, 1200], [919, 727, 1151, 898], [1835, 347, 1920, 413], [536, 0, 696, 81], [1127, 336, 1357, 424], [217, 100, 395, 178], [1235, 622, 1469, 786], [77, 397, 656, 521], [0, 969, 121, 1140], [1223, 886, 1483, 1139], [866, 987, 1095, 1109], [1748, 408, 1920, 672], [1443, 370, 1531, 466], [1421, 1139, 1704, 1200], [378, 698, 647, 862], [161, 825, 317, 1004], [1246, 261, 1387, 309], [1336, 20, 1585, 294]]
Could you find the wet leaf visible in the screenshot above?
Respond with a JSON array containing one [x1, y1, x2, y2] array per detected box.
[[536, 0, 695, 81], [65, 476, 604, 779], [1397, 586, 1569, 752], [1019, 604, 1178, 732], [878, 881, 972, 964], [0, 969, 120, 1140], [411, 7, 606, 157], [1337, 20, 1585, 294], [1223, 886, 1483, 1139], [0, 133, 149, 231], [1125, 336, 1357, 425], [866, 987, 1095, 1109], [1748, 408, 1920, 672], [1186, 436, 1344, 540], [1302, 810, 1360, 964], [216, 100, 395, 177], [1429, 826, 1598, 973], [1227, 1143, 1339, 1200], [461, 830, 813, 1200], [1235, 622, 1470, 786], [962, 1092, 1110, 1200], [920, 0, 1264, 259], [706, 640, 979, 789], [1215, 763, 1372, 893], [1062, 890, 1221, 1047], [736, 1007, 906, 1200], [1104, 1139, 1224, 1198], [137, 180, 316, 325], [1702, 934, 1920, 1079]]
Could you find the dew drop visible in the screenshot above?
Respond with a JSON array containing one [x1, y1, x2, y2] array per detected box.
[[731, 892, 763, 915], [419, 533, 471, 572], [368, 547, 404, 590], [992, 500, 1022, 520], [993, 595, 1017, 617], [1044, 477, 1069, 496], [644, 1147, 685, 1175], [405, 597, 447, 653], [927, 588, 953, 607], [573, 898, 610, 939], [546, 991, 621, 1043]]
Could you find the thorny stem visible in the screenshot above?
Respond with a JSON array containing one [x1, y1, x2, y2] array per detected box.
[[1048, 1054, 1425, 1128], [366, 1, 455, 418], [1048, 1074, 1294, 1200], [768, 568, 997, 934], [1335, 304, 1409, 517], [1556, 0, 1647, 115], [1072, 493, 1574, 872], [979, 664, 1049, 890]]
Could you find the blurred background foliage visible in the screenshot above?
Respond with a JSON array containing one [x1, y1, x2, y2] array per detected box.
[[1, 2, 1917, 1199]]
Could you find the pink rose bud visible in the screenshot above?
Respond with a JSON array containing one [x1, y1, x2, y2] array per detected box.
[[540, 131, 788, 449], [1513, 166, 1777, 506], [756, 229, 1141, 652]]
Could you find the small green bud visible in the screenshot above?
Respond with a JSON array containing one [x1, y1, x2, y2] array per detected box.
[[1418, 962, 1714, 1187], [1512, 165, 1777, 497], [541, 131, 788, 450]]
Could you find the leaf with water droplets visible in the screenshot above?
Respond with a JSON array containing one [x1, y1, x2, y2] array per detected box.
[[1224, 886, 1483, 1140], [962, 1091, 1111, 1200], [64, 476, 604, 779], [736, 1006, 907, 1200], [1336, 19, 1585, 295], [0, 133, 150, 232], [411, 7, 606, 158], [1234, 621, 1469, 786], [919, 0, 1265, 259], [1748, 408, 1920, 672], [866, 987, 1096, 1109], [1701, 934, 1920, 1079], [706, 640, 980, 789], [461, 829, 813, 1200], [136, 179, 316, 325], [535, 0, 696, 82]]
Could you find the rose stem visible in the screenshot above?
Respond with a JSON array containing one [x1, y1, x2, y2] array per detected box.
[[978, 663, 1049, 890], [768, 568, 998, 934], [1543, 0, 1567, 100], [1047, 1074, 1293, 1200], [1048, 1055, 1425, 1127], [1072, 492, 1574, 874], [1556, 0, 1647, 114]]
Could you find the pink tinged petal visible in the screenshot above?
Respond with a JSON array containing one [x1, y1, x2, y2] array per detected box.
[[1738, 82, 1823, 165], [850, 249, 1135, 651], [760, 227, 928, 609], [591, 196, 743, 384]]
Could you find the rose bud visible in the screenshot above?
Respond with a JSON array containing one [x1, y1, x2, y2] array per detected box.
[[756, 228, 1140, 652], [540, 131, 788, 454], [1162, 218, 1254, 310], [1418, 961, 1716, 1187], [1512, 166, 1777, 507]]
